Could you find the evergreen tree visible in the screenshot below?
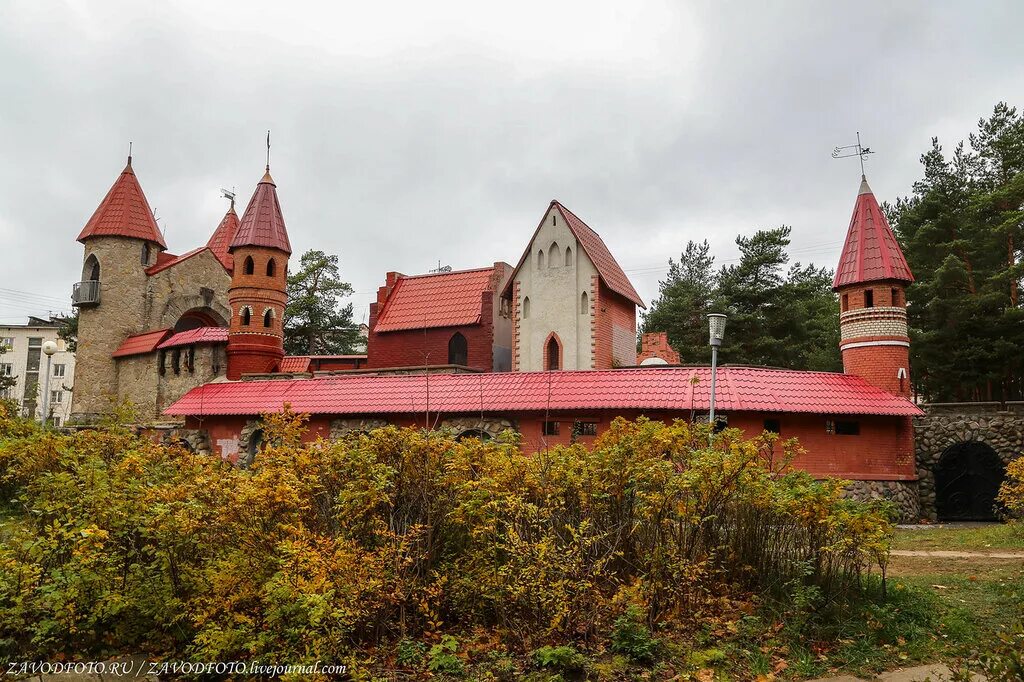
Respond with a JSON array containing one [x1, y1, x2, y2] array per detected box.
[[640, 240, 716, 363], [284, 250, 360, 355], [641, 227, 840, 371], [892, 102, 1024, 401]]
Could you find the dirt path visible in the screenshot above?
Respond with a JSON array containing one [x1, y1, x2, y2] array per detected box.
[[891, 549, 1024, 559]]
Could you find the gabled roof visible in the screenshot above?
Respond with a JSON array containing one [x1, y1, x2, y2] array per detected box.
[[230, 168, 291, 254], [206, 207, 240, 270], [111, 329, 172, 358], [145, 247, 207, 275], [374, 267, 498, 333], [833, 176, 914, 289], [165, 366, 923, 418], [156, 326, 229, 350], [77, 158, 167, 248], [504, 201, 644, 308]]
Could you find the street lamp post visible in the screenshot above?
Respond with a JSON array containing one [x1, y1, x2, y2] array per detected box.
[[707, 313, 727, 444], [39, 340, 58, 427]]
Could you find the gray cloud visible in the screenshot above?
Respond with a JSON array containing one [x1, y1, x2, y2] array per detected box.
[[1, 0, 1021, 325]]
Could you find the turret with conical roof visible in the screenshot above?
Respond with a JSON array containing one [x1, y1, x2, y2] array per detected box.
[[833, 175, 915, 398], [71, 155, 165, 419], [225, 166, 291, 379], [206, 203, 240, 271]]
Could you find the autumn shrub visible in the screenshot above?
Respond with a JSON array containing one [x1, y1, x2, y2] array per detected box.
[[997, 456, 1024, 520], [0, 407, 894, 674]]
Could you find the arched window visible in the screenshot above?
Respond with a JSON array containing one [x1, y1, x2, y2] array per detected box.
[[244, 256, 255, 275], [580, 291, 589, 315], [263, 308, 274, 328], [241, 306, 251, 326], [141, 243, 150, 265], [548, 241, 560, 267], [537, 249, 545, 269], [448, 332, 468, 366], [522, 296, 531, 320], [565, 246, 573, 266], [266, 258, 276, 277], [83, 254, 101, 282], [546, 334, 561, 371]]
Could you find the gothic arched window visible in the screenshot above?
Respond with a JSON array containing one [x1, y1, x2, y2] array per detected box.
[[549, 241, 560, 267], [580, 291, 589, 315], [448, 332, 468, 366], [266, 258, 276, 277], [244, 256, 255, 275], [546, 334, 561, 371], [537, 249, 545, 269], [565, 246, 573, 266], [241, 306, 252, 326], [263, 308, 274, 328], [523, 296, 531, 320]]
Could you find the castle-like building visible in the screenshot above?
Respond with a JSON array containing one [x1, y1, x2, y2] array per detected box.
[[69, 155, 923, 518]]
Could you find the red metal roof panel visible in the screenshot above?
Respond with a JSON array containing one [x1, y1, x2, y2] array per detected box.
[[112, 329, 172, 358], [230, 169, 292, 254], [145, 247, 208, 275], [77, 159, 167, 248], [279, 356, 312, 373], [833, 177, 914, 289], [156, 327, 229, 349], [374, 267, 496, 332], [206, 208, 239, 271], [165, 366, 923, 418]]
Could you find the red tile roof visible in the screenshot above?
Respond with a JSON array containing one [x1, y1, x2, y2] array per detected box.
[[77, 158, 167, 248], [145, 247, 207, 275], [279, 356, 312, 373], [165, 366, 923, 418], [156, 327, 228, 350], [111, 329, 172, 358], [504, 201, 644, 308], [833, 177, 914, 289], [375, 267, 497, 332], [206, 208, 240, 270], [230, 168, 291, 254]]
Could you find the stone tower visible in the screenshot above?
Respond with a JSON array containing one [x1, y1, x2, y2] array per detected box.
[[225, 166, 291, 379], [833, 175, 915, 398], [70, 156, 167, 419]]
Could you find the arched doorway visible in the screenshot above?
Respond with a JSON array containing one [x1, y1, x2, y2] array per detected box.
[[934, 441, 1006, 521]]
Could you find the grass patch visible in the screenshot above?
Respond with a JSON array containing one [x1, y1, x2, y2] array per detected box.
[[893, 523, 1024, 551]]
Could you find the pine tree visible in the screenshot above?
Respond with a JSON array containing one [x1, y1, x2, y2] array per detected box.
[[640, 240, 716, 363], [283, 250, 360, 355]]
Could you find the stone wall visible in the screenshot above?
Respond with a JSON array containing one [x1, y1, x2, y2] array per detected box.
[[915, 402, 1024, 520], [439, 416, 517, 440], [843, 480, 920, 523]]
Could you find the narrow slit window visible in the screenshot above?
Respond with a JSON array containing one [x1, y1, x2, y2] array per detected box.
[[864, 289, 874, 308]]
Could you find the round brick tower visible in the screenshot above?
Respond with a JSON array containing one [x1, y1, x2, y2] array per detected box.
[[833, 176, 915, 398], [226, 166, 292, 379]]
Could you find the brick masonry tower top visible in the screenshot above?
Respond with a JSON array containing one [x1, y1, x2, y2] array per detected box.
[[834, 176, 915, 398], [226, 167, 290, 379]]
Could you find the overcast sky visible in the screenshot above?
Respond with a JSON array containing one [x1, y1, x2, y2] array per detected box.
[[1, 1, 1021, 325]]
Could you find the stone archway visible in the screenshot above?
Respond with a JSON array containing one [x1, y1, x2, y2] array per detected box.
[[159, 293, 231, 331], [915, 404, 1024, 520], [237, 420, 263, 468], [934, 442, 1006, 521]]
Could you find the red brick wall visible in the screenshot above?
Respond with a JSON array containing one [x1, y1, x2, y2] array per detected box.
[[592, 280, 637, 369], [227, 246, 288, 379], [838, 282, 911, 398], [638, 332, 680, 364], [191, 408, 915, 480]]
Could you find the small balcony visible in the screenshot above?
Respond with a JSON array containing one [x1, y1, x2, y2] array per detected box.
[[72, 280, 101, 307]]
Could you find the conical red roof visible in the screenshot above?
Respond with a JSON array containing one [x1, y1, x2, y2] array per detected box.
[[77, 158, 167, 248], [206, 207, 240, 270], [229, 167, 291, 254], [832, 176, 913, 290]]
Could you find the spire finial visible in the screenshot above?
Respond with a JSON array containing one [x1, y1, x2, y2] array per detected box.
[[266, 129, 271, 171], [127, 141, 133, 167]]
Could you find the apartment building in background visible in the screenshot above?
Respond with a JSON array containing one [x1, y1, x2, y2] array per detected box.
[[0, 316, 76, 426]]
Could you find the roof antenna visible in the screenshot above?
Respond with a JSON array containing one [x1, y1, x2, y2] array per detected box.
[[832, 131, 874, 178]]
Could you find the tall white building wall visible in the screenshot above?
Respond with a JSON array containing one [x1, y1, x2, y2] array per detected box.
[[515, 205, 599, 371]]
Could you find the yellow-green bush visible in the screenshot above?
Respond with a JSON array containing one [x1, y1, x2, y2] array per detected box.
[[998, 456, 1024, 519], [0, 405, 893, 673]]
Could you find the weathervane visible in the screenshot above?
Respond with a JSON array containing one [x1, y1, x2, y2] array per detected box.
[[220, 187, 236, 212], [832, 131, 874, 176]]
